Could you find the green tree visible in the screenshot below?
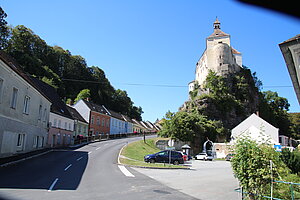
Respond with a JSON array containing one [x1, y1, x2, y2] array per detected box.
[[288, 112, 300, 139], [5, 25, 50, 75], [74, 89, 91, 103], [3, 24, 143, 120], [130, 106, 143, 121], [0, 7, 10, 49], [281, 148, 300, 175], [259, 91, 291, 137], [159, 110, 226, 153]]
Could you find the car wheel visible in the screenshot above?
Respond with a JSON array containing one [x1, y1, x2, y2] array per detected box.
[[173, 160, 179, 165], [149, 159, 155, 163]]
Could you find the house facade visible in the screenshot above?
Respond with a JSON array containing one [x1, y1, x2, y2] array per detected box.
[[0, 52, 51, 158], [108, 109, 126, 135], [231, 113, 279, 145], [73, 100, 110, 136], [122, 114, 133, 134], [279, 35, 300, 105], [66, 106, 88, 138], [48, 112, 74, 147], [31, 78, 74, 147], [132, 119, 143, 133]]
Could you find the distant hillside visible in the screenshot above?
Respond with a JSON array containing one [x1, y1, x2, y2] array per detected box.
[[3, 24, 143, 120]]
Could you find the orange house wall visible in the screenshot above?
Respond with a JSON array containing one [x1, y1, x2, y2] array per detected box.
[[88, 111, 110, 135]]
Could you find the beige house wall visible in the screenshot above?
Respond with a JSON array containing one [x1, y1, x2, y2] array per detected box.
[[0, 59, 51, 158]]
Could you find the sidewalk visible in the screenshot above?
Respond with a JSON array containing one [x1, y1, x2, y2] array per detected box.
[[0, 138, 111, 167]]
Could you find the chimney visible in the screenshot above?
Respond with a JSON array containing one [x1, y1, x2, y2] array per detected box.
[[256, 111, 259, 117]]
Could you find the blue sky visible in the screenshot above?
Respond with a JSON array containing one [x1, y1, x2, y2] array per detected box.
[[2, 0, 300, 122]]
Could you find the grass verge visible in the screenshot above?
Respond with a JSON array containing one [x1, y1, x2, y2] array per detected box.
[[120, 137, 188, 169]]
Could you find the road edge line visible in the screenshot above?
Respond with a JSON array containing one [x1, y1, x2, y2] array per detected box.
[[48, 178, 59, 191], [117, 143, 128, 165]]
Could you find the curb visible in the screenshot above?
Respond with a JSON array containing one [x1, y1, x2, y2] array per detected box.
[[125, 164, 191, 170], [0, 149, 53, 168]]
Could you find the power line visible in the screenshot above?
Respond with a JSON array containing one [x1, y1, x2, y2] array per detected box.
[[61, 78, 188, 88], [38, 77, 294, 89], [263, 86, 293, 88]]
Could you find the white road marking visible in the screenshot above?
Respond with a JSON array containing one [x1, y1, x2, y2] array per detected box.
[[88, 151, 92, 155], [48, 178, 59, 191], [76, 156, 83, 161], [64, 164, 72, 171], [118, 165, 135, 177], [103, 143, 108, 146], [96, 147, 101, 150]]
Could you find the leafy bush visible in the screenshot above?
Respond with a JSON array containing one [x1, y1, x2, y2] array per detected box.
[[231, 137, 290, 199], [281, 148, 300, 174]]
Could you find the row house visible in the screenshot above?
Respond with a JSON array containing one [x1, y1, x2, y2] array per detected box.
[[66, 106, 89, 138], [140, 121, 153, 132], [108, 109, 127, 135], [73, 99, 110, 136], [132, 119, 148, 133], [0, 52, 51, 158], [145, 121, 160, 132], [122, 115, 133, 134], [74, 99, 137, 136], [31, 78, 74, 147]]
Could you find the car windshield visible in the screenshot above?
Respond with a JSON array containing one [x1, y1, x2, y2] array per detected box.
[[0, 2, 297, 200]]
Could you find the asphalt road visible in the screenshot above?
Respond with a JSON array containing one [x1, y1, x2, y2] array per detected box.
[[0, 136, 197, 200], [134, 160, 241, 200]]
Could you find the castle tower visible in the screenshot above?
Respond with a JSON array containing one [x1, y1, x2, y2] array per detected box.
[[189, 18, 242, 93]]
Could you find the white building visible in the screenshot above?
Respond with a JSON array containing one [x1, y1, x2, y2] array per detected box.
[[189, 18, 242, 92], [30, 78, 75, 147], [0, 52, 51, 158], [231, 113, 279, 145], [279, 34, 300, 105]]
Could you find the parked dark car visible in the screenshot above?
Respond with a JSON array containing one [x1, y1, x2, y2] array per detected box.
[[225, 153, 235, 161], [144, 150, 184, 165]]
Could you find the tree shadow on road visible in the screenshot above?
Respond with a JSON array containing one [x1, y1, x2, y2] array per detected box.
[[0, 150, 88, 192]]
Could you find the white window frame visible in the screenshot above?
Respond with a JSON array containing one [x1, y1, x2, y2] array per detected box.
[[11, 87, 18, 109], [33, 136, 39, 148], [38, 137, 44, 148], [38, 105, 42, 120], [17, 133, 25, 151], [43, 108, 47, 122], [23, 95, 30, 114], [0, 78, 3, 103]]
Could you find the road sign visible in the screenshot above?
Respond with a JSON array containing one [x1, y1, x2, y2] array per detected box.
[[165, 146, 175, 150], [274, 145, 282, 152]]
